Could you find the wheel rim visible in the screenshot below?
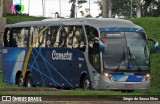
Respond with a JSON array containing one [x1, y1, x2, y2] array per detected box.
[[27, 76, 32, 87], [18, 76, 24, 86], [84, 78, 90, 90]]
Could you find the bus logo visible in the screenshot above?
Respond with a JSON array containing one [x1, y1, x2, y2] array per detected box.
[[11, 3, 24, 13], [2, 96, 11, 101], [52, 50, 72, 61]]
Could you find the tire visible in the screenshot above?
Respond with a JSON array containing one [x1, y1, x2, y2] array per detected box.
[[25, 73, 32, 87], [17, 74, 24, 86], [82, 76, 91, 90]]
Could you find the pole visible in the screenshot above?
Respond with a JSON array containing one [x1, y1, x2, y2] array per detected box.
[[89, 0, 90, 15], [102, 0, 108, 18], [44, 0, 45, 17], [59, 0, 61, 17], [28, 0, 30, 14], [131, 0, 133, 18]]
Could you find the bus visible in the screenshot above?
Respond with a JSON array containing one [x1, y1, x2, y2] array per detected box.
[[2, 18, 159, 90]]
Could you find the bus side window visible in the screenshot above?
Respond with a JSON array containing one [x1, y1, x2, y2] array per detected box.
[[3, 28, 11, 47], [10, 28, 19, 47], [18, 28, 29, 47], [29, 27, 34, 47], [46, 27, 51, 47], [66, 26, 74, 48], [29, 26, 46, 47], [38, 26, 46, 47], [54, 26, 62, 47], [30, 26, 39, 47], [72, 26, 86, 52], [59, 26, 69, 47]]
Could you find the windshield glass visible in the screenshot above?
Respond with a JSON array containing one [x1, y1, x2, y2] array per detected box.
[[101, 32, 149, 70]]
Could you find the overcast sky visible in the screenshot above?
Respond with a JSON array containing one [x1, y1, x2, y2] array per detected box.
[[13, 0, 100, 18]]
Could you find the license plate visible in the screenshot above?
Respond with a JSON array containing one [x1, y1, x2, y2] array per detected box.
[[125, 84, 133, 89]]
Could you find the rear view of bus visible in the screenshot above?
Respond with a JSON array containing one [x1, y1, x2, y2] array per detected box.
[[99, 24, 150, 90]]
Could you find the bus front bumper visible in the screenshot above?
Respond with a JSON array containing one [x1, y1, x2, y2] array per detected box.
[[100, 76, 150, 90]]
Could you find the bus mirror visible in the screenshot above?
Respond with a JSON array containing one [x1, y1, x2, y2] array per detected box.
[[148, 38, 159, 53], [99, 41, 105, 53], [93, 37, 105, 53], [154, 41, 159, 53]]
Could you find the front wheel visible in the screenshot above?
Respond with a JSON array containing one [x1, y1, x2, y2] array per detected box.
[[25, 73, 32, 87], [82, 76, 91, 90]]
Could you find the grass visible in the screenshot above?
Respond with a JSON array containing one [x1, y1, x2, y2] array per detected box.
[[6, 15, 46, 24], [0, 17, 160, 96]]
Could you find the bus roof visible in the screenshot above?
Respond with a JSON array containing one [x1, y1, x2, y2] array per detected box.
[[6, 18, 142, 29]]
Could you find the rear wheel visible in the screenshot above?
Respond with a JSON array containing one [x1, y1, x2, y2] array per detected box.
[[25, 73, 32, 87], [82, 76, 91, 90], [17, 74, 24, 86]]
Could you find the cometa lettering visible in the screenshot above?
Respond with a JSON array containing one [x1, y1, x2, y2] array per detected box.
[[52, 50, 72, 60]]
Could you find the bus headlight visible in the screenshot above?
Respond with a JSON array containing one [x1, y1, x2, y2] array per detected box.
[[142, 74, 150, 82], [104, 73, 114, 81]]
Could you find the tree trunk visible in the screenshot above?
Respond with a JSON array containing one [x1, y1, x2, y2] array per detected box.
[[108, 0, 112, 18], [136, 0, 141, 18], [3, 0, 12, 16], [102, 0, 108, 18]]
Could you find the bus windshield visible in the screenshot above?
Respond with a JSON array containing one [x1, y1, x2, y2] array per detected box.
[[101, 32, 149, 71]]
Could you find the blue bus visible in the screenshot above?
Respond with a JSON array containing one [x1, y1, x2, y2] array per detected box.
[[2, 18, 159, 90]]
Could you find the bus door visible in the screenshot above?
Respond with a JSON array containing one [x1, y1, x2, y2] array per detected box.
[[85, 25, 101, 88]]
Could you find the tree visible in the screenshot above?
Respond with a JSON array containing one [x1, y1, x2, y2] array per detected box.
[[102, 0, 108, 18], [141, 0, 160, 16], [142, 0, 152, 16], [112, 0, 136, 18], [95, 0, 136, 18], [69, 0, 87, 18]]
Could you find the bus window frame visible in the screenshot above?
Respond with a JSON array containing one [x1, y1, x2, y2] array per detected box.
[[84, 25, 101, 74]]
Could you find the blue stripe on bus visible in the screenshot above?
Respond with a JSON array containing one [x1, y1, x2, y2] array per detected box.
[[99, 27, 145, 32], [112, 74, 144, 82]]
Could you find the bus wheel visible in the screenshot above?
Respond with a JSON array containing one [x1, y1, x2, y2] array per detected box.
[[83, 76, 90, 90], [25, 73, 32, 87], [17, 75, 24, 86]]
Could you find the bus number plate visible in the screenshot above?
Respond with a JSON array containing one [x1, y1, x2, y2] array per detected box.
[[124, 84, 133, 89]]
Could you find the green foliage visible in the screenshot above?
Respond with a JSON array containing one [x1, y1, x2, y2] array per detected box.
[[130, 17, 160, 40], [130, 17, 160, 94], [112, 0, 136, 18], [6, 16, 46, 24]]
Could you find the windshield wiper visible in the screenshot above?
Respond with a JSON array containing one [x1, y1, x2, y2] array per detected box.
[[128, 47, 142, 72], [116, 46, 126, 72]]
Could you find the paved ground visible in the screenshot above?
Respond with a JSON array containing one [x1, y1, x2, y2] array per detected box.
[[0, 88, 69, 94]]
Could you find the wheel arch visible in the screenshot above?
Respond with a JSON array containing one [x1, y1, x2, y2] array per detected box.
[[24, 71, 32, 86], [15, 70, 22, 84], [80, 71, 87, 88]]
